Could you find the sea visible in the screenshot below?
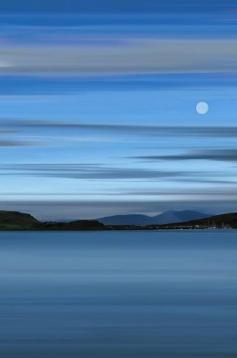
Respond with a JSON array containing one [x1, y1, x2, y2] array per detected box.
[[0, 230, 236, 357]]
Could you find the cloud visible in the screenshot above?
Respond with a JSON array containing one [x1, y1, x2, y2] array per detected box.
[[0, 163, 182, 180], [2, 121, 237, 148], [134, 149, 237, 163], [0, 139, 33, 146], [4, 120, 237, 138], [0, 38, 237, 75], [0, 163, 234, 187]]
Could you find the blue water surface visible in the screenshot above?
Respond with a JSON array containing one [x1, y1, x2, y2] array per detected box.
[[0, 230, 236, 357]]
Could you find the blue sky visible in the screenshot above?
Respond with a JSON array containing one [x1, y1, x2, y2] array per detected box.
[[0, 0, 233, 13], [0, 0, 236, 220]]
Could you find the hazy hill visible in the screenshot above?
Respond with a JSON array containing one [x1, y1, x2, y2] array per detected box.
[[98, 210, 208, 226]]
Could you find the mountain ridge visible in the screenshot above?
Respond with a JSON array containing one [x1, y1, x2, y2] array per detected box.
[[98, 210, 209, 226]]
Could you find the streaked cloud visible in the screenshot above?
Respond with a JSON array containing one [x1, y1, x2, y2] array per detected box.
[[0, 163, 182, 180], [4, 120, 237, 138], [0, 138, 33, 146], [0, 39, 237, 75], [133, 149, 237, 163]]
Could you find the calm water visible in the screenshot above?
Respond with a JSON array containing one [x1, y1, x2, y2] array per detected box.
[[0, 230, 237, 357]]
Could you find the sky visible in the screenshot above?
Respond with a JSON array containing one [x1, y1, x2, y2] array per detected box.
[[0, 0, 237, 220]]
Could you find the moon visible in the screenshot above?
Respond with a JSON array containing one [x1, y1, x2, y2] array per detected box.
[[196, 101, 209, 115]]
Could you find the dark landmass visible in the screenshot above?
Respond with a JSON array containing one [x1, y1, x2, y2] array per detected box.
[[41, 220, 105, 231], [0, 210, 235, 230], [0, 211, 104, 231], [0, 211, 39, 230]]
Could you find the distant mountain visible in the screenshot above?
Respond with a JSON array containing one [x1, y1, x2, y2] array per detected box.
[[160, 212, 237, 229], [98, 210, 209, 226], [156, 210, 209, 225]]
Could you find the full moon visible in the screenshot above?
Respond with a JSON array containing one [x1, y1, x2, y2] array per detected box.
[[196, 101, 209, 115]]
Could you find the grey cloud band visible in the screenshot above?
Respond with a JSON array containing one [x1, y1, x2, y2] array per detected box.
[[1, 39, 237, 75]]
